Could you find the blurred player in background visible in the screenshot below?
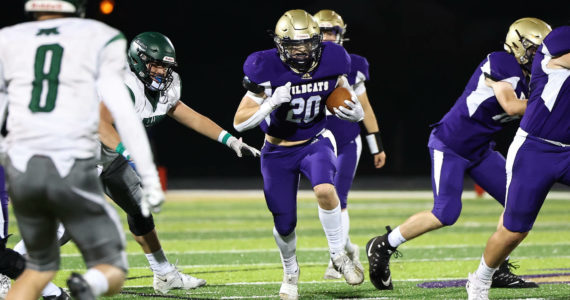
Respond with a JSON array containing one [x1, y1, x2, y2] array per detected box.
[[234, 9, 365, 299], [366, 18, 550, 290], [0, 0, 164, 299], [313, 9, 386, 280], [467, 25, 570, 300]]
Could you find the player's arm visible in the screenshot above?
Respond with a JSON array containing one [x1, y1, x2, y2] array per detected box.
[[97, 35, 163, 216], [333, 76, 364, 122], [98, 102, 132, 160], [168, 101, 260, 157], [548, 52, 570, 69], [484, 74, 527, 116], [357, 90, 386, 169], [233, 81, 291, 132]]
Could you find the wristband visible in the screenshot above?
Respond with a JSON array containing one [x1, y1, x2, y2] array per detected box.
[[365, 132, 384, 155], [217, 130, 233, 146], [115, 142, 131, 160]]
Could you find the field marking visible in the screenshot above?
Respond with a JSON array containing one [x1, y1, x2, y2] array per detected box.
[[166, 189, 570, 200]]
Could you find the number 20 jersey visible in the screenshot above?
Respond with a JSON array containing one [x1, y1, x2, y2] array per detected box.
[[243, 41, 351, 141], [0, 18, 125, 175]]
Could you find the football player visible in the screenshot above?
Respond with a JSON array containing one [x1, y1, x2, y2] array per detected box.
[[313, 9, 386, 280], [0, 0, 164, 299], [467, 25, 570, 300], [366, 18, 550, 290], [234, 9, 365, 300], [96, 31, 259, 294]]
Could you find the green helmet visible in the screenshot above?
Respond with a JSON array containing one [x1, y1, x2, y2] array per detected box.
[[128, 32, 177, 92], [25, 0, 87, 18]]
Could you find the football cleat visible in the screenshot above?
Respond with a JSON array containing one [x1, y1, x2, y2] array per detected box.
[[279, 267, 299, 300], [347, 243, 365, 274], [466, 272, 491, 300], [0, 273, 10, 300], [332, 252, 364, 285], [66, 272, 95, 300], [153, 267, 206, 294], [366, 226, 401, 290], [43, 288, 71, 300], [491, 260, 538, 288], [323, 259, 342, 279]]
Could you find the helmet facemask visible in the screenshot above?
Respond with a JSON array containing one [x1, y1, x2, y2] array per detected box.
[[506, 29, 540, 73], [275, 34, 322, 74]]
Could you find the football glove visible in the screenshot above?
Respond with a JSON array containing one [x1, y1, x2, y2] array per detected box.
[[333, 94, 364, 122], [227, 137, 261, 157], [140, 181, 165, 217], [266, 82, 292, 109]]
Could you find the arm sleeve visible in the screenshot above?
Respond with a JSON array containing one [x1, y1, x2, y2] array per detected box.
[[488, 52, 522, 89], [97, 38, 159, 186]]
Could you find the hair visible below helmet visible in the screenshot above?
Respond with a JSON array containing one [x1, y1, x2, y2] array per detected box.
[[504, 17, 551, 72], [274, 9, 323, 75], [313, 9, 347, 45], [128, 32, 177, 92], [25, 0, 87, 18]]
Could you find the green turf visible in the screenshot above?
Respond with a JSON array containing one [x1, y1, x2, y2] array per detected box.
[[6, 193, 570, 299]]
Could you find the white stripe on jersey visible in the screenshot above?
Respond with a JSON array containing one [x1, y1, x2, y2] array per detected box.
[[539, 45, 570, 112]]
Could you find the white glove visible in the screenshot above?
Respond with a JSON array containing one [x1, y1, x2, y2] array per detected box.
[[333, 92, 364, 122], [266, 82, 292, 109], [227, 137, 261, 157], [140, 181, 165, 217]]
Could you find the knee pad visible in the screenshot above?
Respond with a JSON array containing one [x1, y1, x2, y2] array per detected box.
[[273, 212, 296, 236], [0, 248, 25, 279], [432, 201, 462, 226], [127, 213, 155, 236]]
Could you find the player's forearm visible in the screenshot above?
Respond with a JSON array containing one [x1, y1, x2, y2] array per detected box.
[[98, 119, 121, 150], [493, 85, 527, 116], [359, 92, 380, 133]]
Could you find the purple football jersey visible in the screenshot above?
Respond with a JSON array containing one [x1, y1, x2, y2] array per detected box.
[[520, 26, 570, 144], [243, 42, 351, 141], [431, 51, 528, 159], [326, 53, 370, 144]]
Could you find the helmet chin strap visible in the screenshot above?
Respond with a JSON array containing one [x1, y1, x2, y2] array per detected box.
[[147, 75, 165, 91]]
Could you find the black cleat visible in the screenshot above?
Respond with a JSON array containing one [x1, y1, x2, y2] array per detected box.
[[43, 288, 71, 300], [67, 272, 95, 300], [366, 226, 401, 290], [491, 260, 539, 288]]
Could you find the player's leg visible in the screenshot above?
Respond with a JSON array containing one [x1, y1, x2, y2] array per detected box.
[[300, 134, 363, 285], [261, 142, 302, 300], [53, 158, 127, 298], [4, 157, 61, 300], [100, 157, 205, 293], [324, 136, 362, 279], [367, 144, 468, 290]]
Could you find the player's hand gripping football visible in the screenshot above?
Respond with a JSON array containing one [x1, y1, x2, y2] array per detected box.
[[227, 137, 261, 157], [333, 91, 364, 122], [266, 82, 292, 109], [140, 180, 165, 217]]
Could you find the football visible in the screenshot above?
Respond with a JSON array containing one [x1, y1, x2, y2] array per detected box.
[[326, 87, 353, 114]]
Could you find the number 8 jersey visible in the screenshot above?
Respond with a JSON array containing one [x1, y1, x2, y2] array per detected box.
[[243, 41, 351, 141], [0, 17, 126, 176]]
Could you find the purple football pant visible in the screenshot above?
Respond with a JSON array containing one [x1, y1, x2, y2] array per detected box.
[[334, 136, 362, 209], [261, 134, 336, 236], [0, 166, 8, 239], [429, 134, 507, 225], [503, 129, 570, 232]]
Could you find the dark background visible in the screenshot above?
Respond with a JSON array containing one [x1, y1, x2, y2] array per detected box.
[[1, 1, 568, 186]]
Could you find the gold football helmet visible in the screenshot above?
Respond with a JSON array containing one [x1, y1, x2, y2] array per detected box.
[[274, 9, 322, 74], [504, 17, 551, 71], [313, 9, 347, 45]]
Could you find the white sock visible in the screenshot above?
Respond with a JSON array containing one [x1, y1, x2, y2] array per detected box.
[[13, 240, 27, 255], [83, 268, 109, 297], [146, 249, 175, 276], [387, 226, 406, 248], [273, 227, 296, 259], [281, 254, 299, 275], [318, 203, 344, 257], [41, 282, 61, 297], [475, 255, 497, 282], [341, 210, 352, 252]]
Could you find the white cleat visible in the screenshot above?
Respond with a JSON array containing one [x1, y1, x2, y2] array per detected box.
[[466, 272, 491, 300], [0, 274, 10, 300], [323, 260, 342, 279], [279, 268, 299, 300], [347, 243, 364, 274], [153, 267, 206, 294], [332, 252, 364, 285]]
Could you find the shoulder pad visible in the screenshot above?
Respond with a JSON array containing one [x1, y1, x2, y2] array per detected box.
[[486, 51, 523, 81], [242, 76, 265, 93]]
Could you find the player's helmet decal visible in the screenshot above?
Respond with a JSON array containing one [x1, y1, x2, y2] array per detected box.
[[274, 9, 323, 75], [313, 9, 347, 45], [25, 0, 87, 17], [504, 17, 551, 73], [128, 32, 177, 92]]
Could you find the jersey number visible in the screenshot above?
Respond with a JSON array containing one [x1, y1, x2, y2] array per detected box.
[[286, 96, 321, 124], [29, 44, 64, 112]]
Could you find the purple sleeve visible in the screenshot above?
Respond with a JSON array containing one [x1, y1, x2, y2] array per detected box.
[[350, 54, 370, 81], [243, 52, 265, 84], [541, 26, 570, 57], [488, 51, 522, 81]]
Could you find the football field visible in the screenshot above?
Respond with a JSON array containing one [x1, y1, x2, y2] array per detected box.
[[7, 190, 570, 299]]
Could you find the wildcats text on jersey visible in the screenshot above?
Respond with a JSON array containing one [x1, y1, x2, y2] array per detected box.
[[290, 81, 330, 95]]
